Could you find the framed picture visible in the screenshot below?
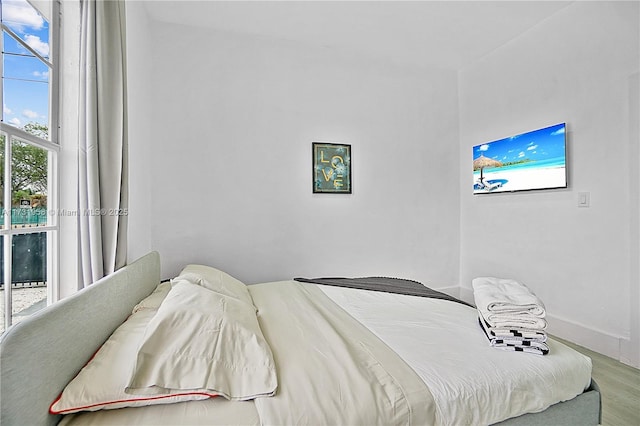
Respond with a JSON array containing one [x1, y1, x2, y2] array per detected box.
[[312, 142, 352, 194]]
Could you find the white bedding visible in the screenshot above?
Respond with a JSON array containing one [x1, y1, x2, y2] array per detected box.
[[60, 398, 259, 426], [126, 280, 277, 401], [61, 280, 592, 426], [250, 281, 435, 425], [317, 285, 593, 425]]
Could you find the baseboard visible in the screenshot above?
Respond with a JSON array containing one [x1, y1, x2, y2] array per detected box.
[[449, 286, 637, 368], [545, 313, 630, 365]]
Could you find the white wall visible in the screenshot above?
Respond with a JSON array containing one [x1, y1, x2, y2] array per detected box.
[[125, 2, 153, 263], [127, 21, 460, 286], [459, 1, 639, 366], [628, 70, 639, 368]]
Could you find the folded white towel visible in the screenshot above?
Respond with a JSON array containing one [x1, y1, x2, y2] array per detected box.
[[483, 311, 548, 330], [472, 277, 546, 318], [478, 316, 549, 355], [479, 315, 548, 342]]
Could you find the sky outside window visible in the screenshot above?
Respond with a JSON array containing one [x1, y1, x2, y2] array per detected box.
[[1, 0, 50, 132]]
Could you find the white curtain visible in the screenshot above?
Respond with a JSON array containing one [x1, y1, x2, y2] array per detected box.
[[78, 0, 129, 286]]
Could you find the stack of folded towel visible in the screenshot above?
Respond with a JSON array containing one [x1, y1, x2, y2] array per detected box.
[[472, 277, 549, 355]]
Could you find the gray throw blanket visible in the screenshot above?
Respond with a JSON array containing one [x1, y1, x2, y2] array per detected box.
[[294, 277, 472, 307]]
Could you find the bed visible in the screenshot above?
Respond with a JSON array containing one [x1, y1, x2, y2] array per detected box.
[[0, 251, 601, 425]]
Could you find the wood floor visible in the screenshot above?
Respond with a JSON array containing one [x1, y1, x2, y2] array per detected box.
[[554, 337, 640, 426]]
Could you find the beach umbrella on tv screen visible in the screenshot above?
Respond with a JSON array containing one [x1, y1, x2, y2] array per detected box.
[[473, 155, 503, 180]]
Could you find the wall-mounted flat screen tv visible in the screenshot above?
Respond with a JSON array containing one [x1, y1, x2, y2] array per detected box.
[[473, 123, 567, 194]]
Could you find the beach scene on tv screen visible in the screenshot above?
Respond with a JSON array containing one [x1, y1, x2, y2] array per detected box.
[[473, 123, 567, 194]]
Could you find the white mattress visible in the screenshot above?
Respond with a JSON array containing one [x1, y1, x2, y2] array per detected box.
[[317, 284, 593, 425]]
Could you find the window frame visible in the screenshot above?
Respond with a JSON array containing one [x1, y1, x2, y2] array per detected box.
[[0, 0, 60, 331]]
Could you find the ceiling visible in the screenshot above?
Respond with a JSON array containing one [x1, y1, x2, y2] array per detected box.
[[142, 0, 572, 71]]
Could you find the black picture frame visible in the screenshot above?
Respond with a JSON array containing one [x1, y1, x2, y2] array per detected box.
[[312, 142, 352, 194]]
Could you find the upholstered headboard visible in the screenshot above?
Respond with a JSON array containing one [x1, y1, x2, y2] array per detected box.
[[0, 251, 161, 426]]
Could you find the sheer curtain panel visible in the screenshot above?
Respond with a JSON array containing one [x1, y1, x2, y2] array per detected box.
[[78, 0, 128, 286]]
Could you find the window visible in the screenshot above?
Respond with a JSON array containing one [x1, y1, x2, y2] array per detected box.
[[1, 0, 58, 333]]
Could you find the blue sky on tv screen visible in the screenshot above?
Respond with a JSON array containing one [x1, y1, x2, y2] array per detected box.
[[473, 123, 566, 166]]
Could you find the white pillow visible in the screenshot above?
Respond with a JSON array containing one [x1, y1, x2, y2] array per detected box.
[[50, 285, 214, 414], [126, 281, 277, 401], [132, 280, 172, 313], [177, 264, 253, 306]]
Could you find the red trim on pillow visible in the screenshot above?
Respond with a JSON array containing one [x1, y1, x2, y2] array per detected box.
[[49, 392, 218, 414]]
